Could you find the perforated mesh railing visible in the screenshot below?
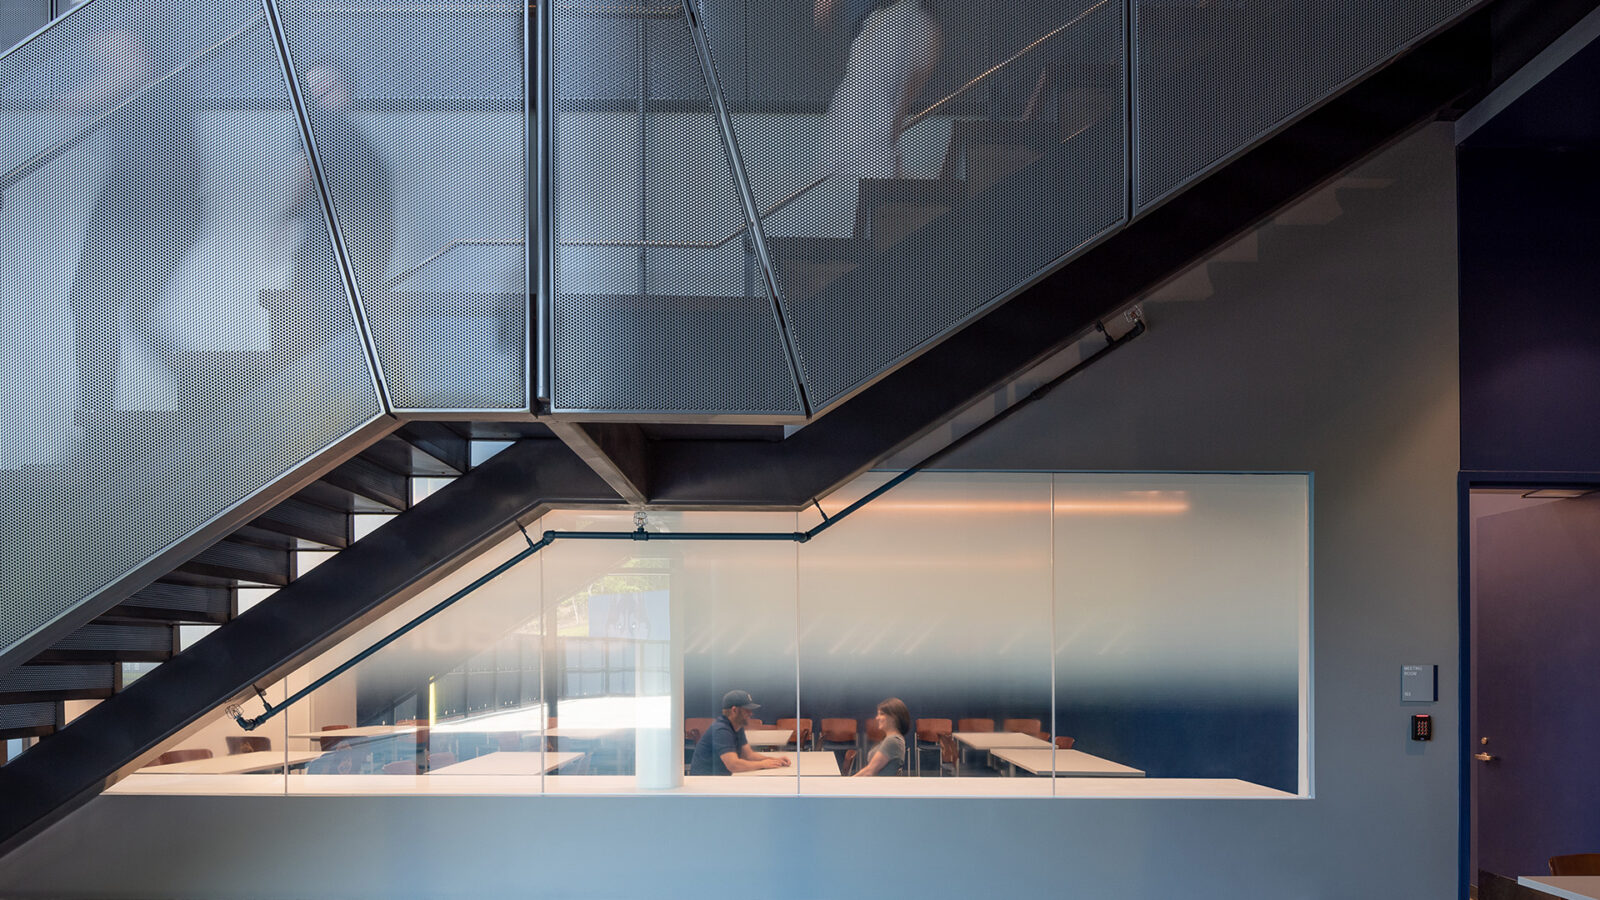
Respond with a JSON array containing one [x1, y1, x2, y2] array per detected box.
[[1131, 0, 1479, 213], [547, 2, 802, 415], [273, 0, 528, 411], [0, 3, 383, 660], [695, 0, 1127, 411]]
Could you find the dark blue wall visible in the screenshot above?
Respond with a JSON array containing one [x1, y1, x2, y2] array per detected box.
[[1458, 147, 1600, 473]]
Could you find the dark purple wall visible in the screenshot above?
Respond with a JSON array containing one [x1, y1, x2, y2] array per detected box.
[[1458, 147, 1600, 473]]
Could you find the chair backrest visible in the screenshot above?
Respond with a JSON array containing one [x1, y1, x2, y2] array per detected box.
[[1003, 718, 1042, 735], [225, 736, 271, 755], [685, 717, 713, 744], [841, 748, 858, 775], [937, 733, 959, 764], [864, 719, 886, 744], [957, 718, 994, 733], [776, 718, 813, 747], [1550, 853, 1600, 875], [1055, 736, 1075, 750], [746, 718, 765, 727], [397, 719, 427, 726], [321, 724, 351, 731], [382, 760, 417, 775], [915, 718, 953, 743], [155, 748, 213, 765], [820, 718, 858, 742]]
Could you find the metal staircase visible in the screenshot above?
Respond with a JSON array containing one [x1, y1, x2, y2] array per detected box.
[[1, 0, 1596, 862]]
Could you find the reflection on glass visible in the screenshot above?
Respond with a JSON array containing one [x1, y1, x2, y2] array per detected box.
[[115, 472, 1307, 798], [1052, 473, 1309, 795], [797, 472, 1054, 792]]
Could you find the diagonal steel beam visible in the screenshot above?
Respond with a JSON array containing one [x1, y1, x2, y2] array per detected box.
[[0, 439, 624, 858]]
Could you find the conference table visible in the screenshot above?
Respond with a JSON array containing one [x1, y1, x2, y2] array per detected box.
[[427, 751, 586, 775], [140, 750, 323, 775], [1518, 876, 1600, 900], [951, 731, 1052, 775], [990, 747, 1145, 777], [731, 750, 841, 776]]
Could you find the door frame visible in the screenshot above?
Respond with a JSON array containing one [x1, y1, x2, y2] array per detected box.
[[1457, 469, 1600, 900]]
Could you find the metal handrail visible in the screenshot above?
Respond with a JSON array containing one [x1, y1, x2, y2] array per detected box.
[[0, 14, 267, 197], [903, 0, 1111, 129], [557, 172, 830, 250], [385, 239, 524, 288], [231, 313, 1146, 733]]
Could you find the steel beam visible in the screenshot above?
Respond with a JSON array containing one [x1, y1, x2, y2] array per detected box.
[[0, 439, 623, 857]]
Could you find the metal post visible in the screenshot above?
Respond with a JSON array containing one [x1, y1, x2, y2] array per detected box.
[[535, 0, 555, 406]]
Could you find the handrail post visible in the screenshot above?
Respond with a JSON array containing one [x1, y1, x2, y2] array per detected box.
[[679, 0, 812, 417]]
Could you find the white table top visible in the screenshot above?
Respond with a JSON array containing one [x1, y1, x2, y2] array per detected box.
[[732, 750, 841, 777], [990, 747, 1145, 777], [538, 727, 627, 742], [743, 728, 797, 748], [140, 750, 323, 775], [952, 731, 1053, 751], [428, 751, 585, 776], [288, 725, 417, 740], [1519, 876, 1600, 900]]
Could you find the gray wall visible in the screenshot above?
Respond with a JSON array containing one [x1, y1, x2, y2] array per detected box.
[[0, 125, 1461, 899]]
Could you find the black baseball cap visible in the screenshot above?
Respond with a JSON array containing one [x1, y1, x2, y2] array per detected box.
[[721, 690, 760, 711]]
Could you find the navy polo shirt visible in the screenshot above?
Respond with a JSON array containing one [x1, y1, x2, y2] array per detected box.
[[688, 713, 748, 775]]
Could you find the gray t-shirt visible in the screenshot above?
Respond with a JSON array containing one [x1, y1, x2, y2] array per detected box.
[[870, 734, 905, 775]]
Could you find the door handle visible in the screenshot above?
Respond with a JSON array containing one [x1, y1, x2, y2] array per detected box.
[[1474, 752, 1497, 762]]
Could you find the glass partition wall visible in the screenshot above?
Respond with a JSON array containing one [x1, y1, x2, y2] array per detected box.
[[119, 471, 1310, 798]]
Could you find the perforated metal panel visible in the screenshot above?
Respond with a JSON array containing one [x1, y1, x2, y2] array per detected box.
[[548, 3, 801, 415], [1132, 0, 1479, 213], [0, 3, 383, 663], [699, 0, 1126, 412], [274, 0, 529, 411]]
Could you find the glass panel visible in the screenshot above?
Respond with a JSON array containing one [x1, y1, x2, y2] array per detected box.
[[539, 509, 800, 794], [548, 2, 800, 415], [0, 2, 383, 662], [697, 0, 1126, 412], [797, 472, 1055, 795], [273, 0, 527, 411], [285, 529, 545, 792], [1051, 473, 1309, 796]]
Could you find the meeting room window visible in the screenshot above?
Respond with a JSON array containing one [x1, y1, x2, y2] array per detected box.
[[122, 471, 1310, 800]]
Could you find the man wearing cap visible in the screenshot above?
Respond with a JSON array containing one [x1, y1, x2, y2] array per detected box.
[[688, 690, 793, 775]]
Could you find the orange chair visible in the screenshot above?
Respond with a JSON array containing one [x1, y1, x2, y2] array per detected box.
[[1055, 736, 1075, 750], [864, 718, 886, 746], [820, 718, 859, 768], [225, 736, 271, 755], [957, 718, 994, 733], [1549, 854, 1600, 875], [776, 718, 813, 750], [914, 718, 953, 775], [1003, 718, 1043, 736], [154, 748, 213, 765], [382, 760, 417, 775], [841, 748, 858, 775]]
